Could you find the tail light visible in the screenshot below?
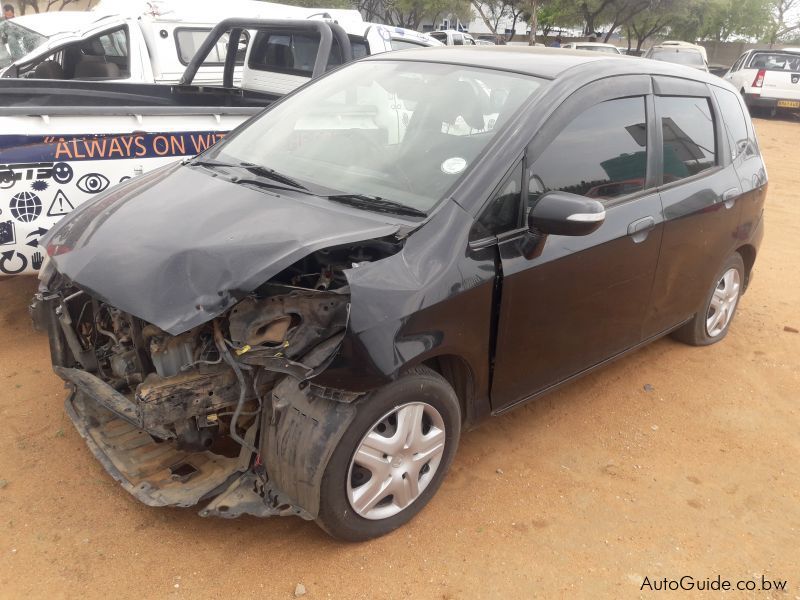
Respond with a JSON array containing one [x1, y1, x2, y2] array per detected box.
[[46, 242, 72, 256], [752, 69, 765, 88]]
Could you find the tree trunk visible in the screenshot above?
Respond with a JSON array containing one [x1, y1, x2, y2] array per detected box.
[[509, 12, 520, 40], [528, 0, 538, 45]]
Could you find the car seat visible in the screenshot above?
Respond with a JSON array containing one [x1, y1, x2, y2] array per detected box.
[[32, 60, 65, 79]]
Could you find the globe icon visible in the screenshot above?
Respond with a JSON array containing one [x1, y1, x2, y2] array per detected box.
[[10, 191, 42, 223]]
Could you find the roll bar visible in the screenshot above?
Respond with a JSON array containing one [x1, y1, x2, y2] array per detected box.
[[179, 18, 353, 87]]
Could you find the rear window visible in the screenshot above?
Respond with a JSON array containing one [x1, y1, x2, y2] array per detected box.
[[390, 39, 428, 51], [656, 96, 717, 183], [429, 32, 447, 43], [577, 45, 619, 54], [650, 48, 705, 66], [746, 52, 800, 71], [247, 32, 366, 75], [175, 29, 250, 66]]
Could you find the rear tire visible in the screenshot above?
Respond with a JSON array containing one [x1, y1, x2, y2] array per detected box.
[[316, 366, 460, 541], [672, 253, 745, 346]]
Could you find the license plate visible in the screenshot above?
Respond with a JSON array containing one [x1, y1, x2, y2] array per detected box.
[[777, 100, 800, 108]]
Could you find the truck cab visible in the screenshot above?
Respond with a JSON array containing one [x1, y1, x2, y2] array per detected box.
[[428, 30, 476, 46], [241, 23, 442, 95], [0, 0, 369, 85]]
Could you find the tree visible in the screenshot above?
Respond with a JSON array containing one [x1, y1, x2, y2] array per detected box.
[[471, 0, 511, 35], [626, 0, 687, 50], [600, 0, 651, 42], [579, 0, 616, 35], [537, 0, 582, 38], [670, 0, 772, 41], [767, 0, 799, 43]]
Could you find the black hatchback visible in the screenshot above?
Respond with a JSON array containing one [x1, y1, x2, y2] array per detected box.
[[34, 47, 766, 541]]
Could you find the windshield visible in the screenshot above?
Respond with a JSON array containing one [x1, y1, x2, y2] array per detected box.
[[577, 45, 619, 54], [0, 20, 48, 70], [211, 60, 544, 213], [650, 48, 704, 67]]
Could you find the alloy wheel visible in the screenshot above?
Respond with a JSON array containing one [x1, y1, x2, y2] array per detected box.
[[706, 267, 741, 337]]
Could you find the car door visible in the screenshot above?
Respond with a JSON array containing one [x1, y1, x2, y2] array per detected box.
[[486, 76, 664, 412], [641, 77, 744, 339]]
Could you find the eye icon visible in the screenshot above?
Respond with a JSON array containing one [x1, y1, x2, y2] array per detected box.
[[76, 173, 110, 194]]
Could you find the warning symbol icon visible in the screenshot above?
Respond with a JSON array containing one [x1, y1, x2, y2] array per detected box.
[[47, 189, 75, 217]]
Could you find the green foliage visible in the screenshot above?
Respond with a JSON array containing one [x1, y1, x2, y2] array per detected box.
[[669, 0, 772, 41]]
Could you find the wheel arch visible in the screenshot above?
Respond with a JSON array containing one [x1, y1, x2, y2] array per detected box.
[[420, 353, 475, 430], [736, 243, 757, 291]]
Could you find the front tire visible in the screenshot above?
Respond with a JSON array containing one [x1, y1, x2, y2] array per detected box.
[[672, 253, 745, 346], [316, 366, 460, 541]]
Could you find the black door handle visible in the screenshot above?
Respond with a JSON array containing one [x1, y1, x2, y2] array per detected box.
[[627, 216, 655, 242]]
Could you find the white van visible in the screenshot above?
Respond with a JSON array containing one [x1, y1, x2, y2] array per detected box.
[[0, 0, 366, 85]]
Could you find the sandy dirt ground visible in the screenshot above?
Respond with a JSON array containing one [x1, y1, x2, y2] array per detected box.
[[0, 118, 798, 599]]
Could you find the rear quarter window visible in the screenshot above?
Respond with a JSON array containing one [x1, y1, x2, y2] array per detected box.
[[712, 87, 756, 159]]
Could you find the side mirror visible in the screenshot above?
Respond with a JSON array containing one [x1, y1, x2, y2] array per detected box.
[[528, 191, 605, 236]]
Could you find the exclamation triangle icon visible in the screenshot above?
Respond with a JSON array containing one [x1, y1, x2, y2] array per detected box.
[[48, 190, 74, 216]]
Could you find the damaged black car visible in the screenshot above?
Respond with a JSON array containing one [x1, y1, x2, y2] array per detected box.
[[32, 48, 766, 541]]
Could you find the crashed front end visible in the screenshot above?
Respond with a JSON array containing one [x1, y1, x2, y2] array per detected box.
[[31, 249, 381, 520]]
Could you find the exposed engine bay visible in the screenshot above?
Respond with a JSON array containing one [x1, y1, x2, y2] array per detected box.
[[33, 239, 402, 516]]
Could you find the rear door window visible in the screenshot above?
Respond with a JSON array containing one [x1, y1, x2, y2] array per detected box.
[[528, 96, 648, 206], [656, 96, 717, 183]]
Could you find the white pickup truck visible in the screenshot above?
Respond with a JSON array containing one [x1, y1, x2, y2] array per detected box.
[[0, 0, 366, 85], [0, 15, 440, 276], [724, 48, 800, 114]]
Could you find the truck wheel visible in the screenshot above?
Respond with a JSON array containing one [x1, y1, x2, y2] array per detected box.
[[672, 253, 745, 346], [316, 366, 460, 541]]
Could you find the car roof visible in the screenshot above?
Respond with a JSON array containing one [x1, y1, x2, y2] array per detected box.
[[749, 47, 800, 54], [362, 46, 720, 84], [651, 45, 703, 53], [571, 42, 617, 47]]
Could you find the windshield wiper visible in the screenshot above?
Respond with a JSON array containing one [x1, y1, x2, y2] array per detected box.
[[188, 158, 240, 170], [326, 194, 427, 218], [239, 163, 309, 191], [189, 159, 309, 192]]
